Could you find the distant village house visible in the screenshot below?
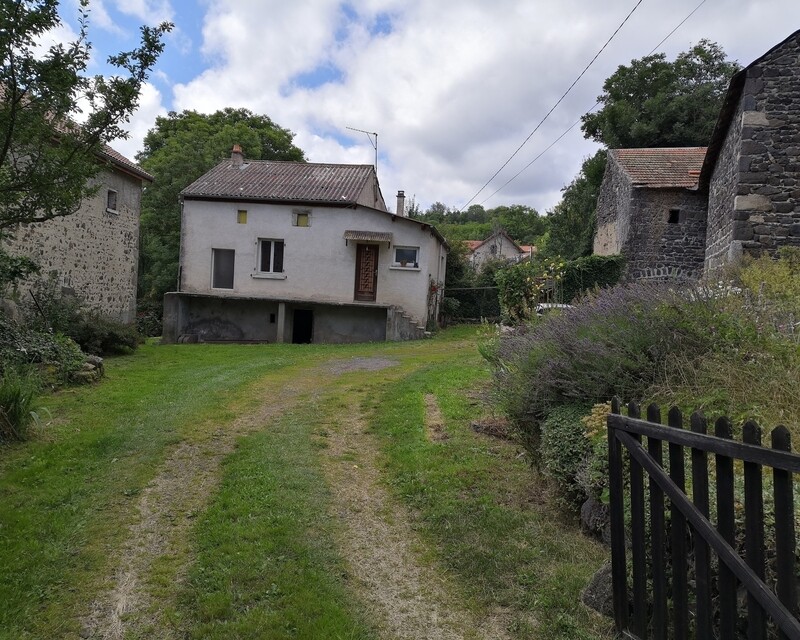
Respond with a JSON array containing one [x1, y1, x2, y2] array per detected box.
[[465, 229, 535, 269]]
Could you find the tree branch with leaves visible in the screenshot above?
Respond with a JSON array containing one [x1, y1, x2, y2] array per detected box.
[[0, 0, 172, 233]]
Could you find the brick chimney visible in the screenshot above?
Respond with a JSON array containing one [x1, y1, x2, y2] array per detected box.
[[396, 190, 406, 217], [231, 144, 244, 167]]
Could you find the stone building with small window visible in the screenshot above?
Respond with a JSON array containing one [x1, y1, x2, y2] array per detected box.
[[3, 145, 152, 323], [594, 28, 800, 280], [163, 147, 448, 343], [594, 147, 708, 280]]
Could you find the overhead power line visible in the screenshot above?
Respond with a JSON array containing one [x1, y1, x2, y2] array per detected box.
[[459, 0, 646, 211], [472, 0, 710, 207], [647, 0, 707, 55], [479, 102, 600, 206]]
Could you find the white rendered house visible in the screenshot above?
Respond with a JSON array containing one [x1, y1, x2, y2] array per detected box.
[[163, 147, 448, 343]]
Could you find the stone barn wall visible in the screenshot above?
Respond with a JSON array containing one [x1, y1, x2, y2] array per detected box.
[[706, 32, 800, 272], [624, 189, 708, 280], [594, 155, 633, 257], [3, 168, 142, 323]]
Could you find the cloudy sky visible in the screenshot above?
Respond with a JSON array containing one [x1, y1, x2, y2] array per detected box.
[[54, 0, 800, 214]]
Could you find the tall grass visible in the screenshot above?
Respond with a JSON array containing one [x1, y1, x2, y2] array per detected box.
[[0, 369, 40, 442]]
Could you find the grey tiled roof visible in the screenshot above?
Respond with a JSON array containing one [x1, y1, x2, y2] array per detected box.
[[181, 160, 375, 203]]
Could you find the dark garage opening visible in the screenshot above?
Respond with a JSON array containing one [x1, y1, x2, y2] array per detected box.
[[292, 309, 313, 344]]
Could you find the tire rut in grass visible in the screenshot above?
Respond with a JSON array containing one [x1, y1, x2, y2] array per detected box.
[[79, 371, 322, 640], [320, 385, 512, 640]]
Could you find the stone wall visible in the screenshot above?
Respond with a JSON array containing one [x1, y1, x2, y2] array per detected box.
[[706, 32, 800, 272], [624, 189, 708, 280], [594, 154, 633, 256], [594, 154, 706, 281], [705, 99, 743, 272], [4, 168, 142, 323]]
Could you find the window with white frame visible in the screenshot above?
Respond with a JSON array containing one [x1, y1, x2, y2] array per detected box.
[[292, 209, 311, 227], [393, 246, 419, 268], [212, 248, 235, 289], [259, 239, 285, 273]]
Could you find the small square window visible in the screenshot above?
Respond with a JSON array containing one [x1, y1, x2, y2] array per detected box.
[[259, 239, 285, 273], [668, 209, 680, 224], [237, 210, 248, 224], [293, 209, 311, 227], [393, 246, 419, 267], [269, 313, 276, 323], [106, 189, 118, 212]]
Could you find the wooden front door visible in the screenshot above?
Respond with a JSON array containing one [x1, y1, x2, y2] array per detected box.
[[354, 243, 378, 302]]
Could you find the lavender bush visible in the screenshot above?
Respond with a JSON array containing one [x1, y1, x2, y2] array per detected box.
[[491, 268, 800, 505]]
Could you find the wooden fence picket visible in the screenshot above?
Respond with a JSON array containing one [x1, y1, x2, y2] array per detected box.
[[607, 399, 800, 640]]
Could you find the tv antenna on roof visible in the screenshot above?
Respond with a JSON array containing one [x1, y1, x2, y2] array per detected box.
[[346, 126, 378, 174]]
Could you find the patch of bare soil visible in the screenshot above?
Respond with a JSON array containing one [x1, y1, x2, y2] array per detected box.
[[470, 417, 512, 440], [320, 387, 512, 640], [424, 393, 449, 442], [80, 372, 321, 640], [327, 356, 400, 375]]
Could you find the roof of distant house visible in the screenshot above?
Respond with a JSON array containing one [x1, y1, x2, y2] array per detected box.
[[181, 159, 377, 205], [464, 230, 524, 253], [611, 147, 707, 189]]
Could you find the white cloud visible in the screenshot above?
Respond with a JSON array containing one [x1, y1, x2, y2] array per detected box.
[[109, 82, 168, 160], [168, 0, 800, 213], [111, 0, 174, 25], [88, 0, 126, 35]]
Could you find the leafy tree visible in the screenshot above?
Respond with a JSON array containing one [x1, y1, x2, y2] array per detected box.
[[582, 40, 740, 148], [544, 150, 606, 261], [464, 204, 488, 223], [412, 201, 546, 247], [492, 205, 548, 245], [437, 222, 493, 243], [136, 108, 306, 307], [0, 0, 171, 282], [543, 41, 739, 261]]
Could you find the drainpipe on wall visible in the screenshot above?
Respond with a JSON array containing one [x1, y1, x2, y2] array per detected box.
[[177, 197, 185, 292]]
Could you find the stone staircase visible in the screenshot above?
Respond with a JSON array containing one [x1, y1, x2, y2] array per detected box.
[[386, 306, 429, 341]]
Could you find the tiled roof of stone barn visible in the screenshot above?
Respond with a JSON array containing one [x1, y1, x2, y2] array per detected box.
[[181, 160, 376, 204], [97, 145, 153, 182], [613, 147, 708, 188]]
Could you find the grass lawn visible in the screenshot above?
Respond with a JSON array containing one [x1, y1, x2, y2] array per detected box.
[[0, 328, 611, 639]]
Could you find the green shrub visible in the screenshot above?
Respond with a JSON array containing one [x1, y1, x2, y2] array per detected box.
[[67, 313, 139, 355], [539, 403, 592, 504], [136, 299, 163, 337], [560, 254, 625, 304], [0, 249, 38, 298], [0, 368, 41, 442], [0, 315, 85, 383], [495, 257, 565, 323], [23, 276, 140, 356]]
